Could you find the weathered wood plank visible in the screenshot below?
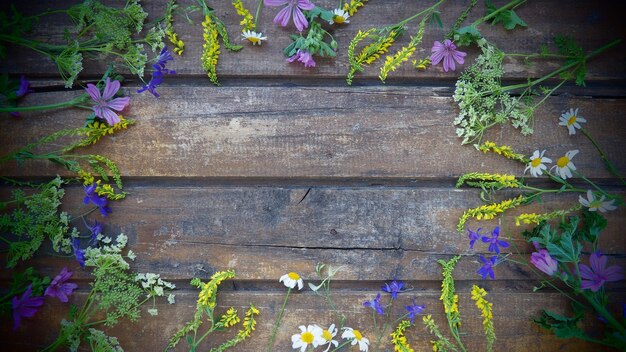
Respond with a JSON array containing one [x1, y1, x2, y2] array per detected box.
[[3, 0, 625, 82], [0, 290, 609, 351], [2, 87, 625, 179]]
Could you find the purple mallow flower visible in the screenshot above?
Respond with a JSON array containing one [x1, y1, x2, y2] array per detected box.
[[405, 300, 425, 324], [287, 49, 316, 67], [381, 279, 405, 300], [72, 238, 86, 267], [85, 77, 130, 126], [264, 0, 315, 32], [138, 47, 176, 98], [44, 267, 77, 303], [531, 249, 558, 276], [83, 183, 111, 217], [467, 228, 482, 249], [579, 252, 623, 292], [481, 226, 509, 254], [363, 293, 384, 315], [12, 285, 44, 330], [430, 39, 466, 72], [477, 255, 497, 280]]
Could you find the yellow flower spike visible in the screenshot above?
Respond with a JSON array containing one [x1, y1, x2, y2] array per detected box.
[[391, 320, 414, 352], [380, 14, 429, 82], [478, 141, 528, 163], [232, 0, 255, 31], [201, 14, 221, 86], [457, 195, 526, 233], [514, 205, 582, 226], [165, 0, 185, 55], [471, 285, 496, 352], [343, 0, 369, 16]]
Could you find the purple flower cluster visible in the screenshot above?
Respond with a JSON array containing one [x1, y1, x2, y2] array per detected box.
[[381, 279, 406, 300], [430, 39, 466, 72], [405, 300, 425, 324], [579, 252, 623, 292], [44, 267, 78, 303], [287, 49, 316, 67], [72, 238, 86, 267], [138, 47, 177, 98], [85, 77, 130, 126], [83, 183, 111, 217], [467, 226, 509, 280], [88, 219, 103, 244], [363, 293, 384, 315], [362, 279, 425, 322]]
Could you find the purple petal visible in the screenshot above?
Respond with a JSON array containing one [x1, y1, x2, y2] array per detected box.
[[264, 0, 289, 5], [604, 266, 624, 282], [93, 106, 105, 120], [430, 50, 445, 65], [102, 78, 120, 100], [578, 264, 593, 280], [273, 5, 292, 27], [106, 96, 130, 112], [296, 0, 315, 10], [443, 55, 455, 72], [101, 108, 121, 125], [292, 7, 309, 31], [590, 252, 607, 273], [431, 41, 444, 51], [85, 83, 101, 102]]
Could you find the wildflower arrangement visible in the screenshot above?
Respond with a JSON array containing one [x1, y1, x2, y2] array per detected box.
[[422, 256, 496, 352], [167, 270, 259, 351]]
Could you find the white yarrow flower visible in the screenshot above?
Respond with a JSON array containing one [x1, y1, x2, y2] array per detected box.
[[280, 272, 304, 290], [329, 9, 350, 24], [291, 325, 321, 352], [341, 327, 369, 351], [579, 190, 617, 212], [559, 108, 586, 135], [524, 150, 552, 177], [550, 150, 579, 179], [241, 30, 267, 45]]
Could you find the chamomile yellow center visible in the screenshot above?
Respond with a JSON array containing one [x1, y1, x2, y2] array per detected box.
[[322, 329, 333, 341], [567, 115, 577, 126], [333, 15, 345, 23], [556, 156, 569, 168], [353, 329, 363, 341], [247, 36, 260, 43], [531, 158, 542, 167], [288, 272, 300, 280], [301, 331, 314, 344]]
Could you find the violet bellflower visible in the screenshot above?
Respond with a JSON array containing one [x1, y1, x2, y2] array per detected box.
[[85, 77, 130, 126], [138, 47, 176, 98], [72, 238, 86, 267], [44, 267, 78, 303], [530, 249, 558, 276], [467, 227, 482, 249], [481, 226, 509, 254], [363, 293, 384, 315], [405, 300, 425, 324], [12, 285, 44, 330], [430, 39, 466, 72], [87, 219, 103, 244], [579, 252, 624, 292], [287, 49, 316, 67], [381, 279, 405, 300], [83, 183, 111, 217], [477, 255, 497, 280], [264, 0, 315, 32], [9, 75, 33, 117]]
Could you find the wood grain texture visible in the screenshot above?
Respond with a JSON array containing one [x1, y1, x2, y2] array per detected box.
[[1, 87, 625, 179], [2, 0, 626, 82]]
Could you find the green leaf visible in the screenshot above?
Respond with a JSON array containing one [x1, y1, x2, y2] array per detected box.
[[429, 11, 443, 29], [453, 25, 482, 47], [485, 0, 527, 30], [534, 310, 585, 339], [546, 230, 581, 263]]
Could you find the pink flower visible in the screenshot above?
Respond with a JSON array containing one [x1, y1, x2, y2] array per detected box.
[[44, 267, 78, 303], [430, 39, 466, 72], [85, 77, 130, 125], [264, 0, 315, 32], [531, 249, 558, 276], [287, 49, 316, 67], [579, 252, 623, 292]]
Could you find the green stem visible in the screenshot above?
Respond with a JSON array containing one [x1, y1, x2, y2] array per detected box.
[[580, 128, 626, 186], [0, 235, 12, 244], [573, 171, 609, 197], [330, 339, 353, 352], [267, 288, 291, 352], [503, 53, 575, 59], [395, 0, 445, 28], [254, 0, 263, 28], [532, 79, 566, 109], [471, 0, 526, 27], [583, 291, 626, 337], [1, 95, 86, 113]]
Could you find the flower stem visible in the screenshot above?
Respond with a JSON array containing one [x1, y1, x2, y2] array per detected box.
[[1, 95, 86, 113], [582, 290, 626, 337], [254, 0, 263, 28], [395, 0, 446, 28], [330, 340, 352, 352], [580, 128, 626, 186], [267, 288, 291, 352], [470, 0, 526, 27]]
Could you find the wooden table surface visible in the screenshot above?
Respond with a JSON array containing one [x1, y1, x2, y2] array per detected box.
[[1, 1, 625, 351]]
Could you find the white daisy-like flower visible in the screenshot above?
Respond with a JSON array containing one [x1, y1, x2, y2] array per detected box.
[[341, 327, 369, 352], [241, 30, 267, 45], [291, 325, 321, 352], [579, 190, 618, 213], [280, 272, 304, 290], [314, 324, 339, 352], [550, 149, 579, 179], [559, 108, 586, 135], [524, 150, 552, 177], [329, 9, 350, 25]]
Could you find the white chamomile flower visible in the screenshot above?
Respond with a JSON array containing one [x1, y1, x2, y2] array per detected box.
[[241, 30, 267, 45], [280, 272, 304, 290], [559, 108, 586, 135], [291, 325, 321, 352], [314, 324, 339, 352], [579, 190, 617, 213], [329, 9, 350, 25], [550, 149, 579, 179], [524, 150, 552, 177], [341, 327, 369, 352]]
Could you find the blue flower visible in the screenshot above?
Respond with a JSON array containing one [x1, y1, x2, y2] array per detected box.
[[83, 183, 111, 217], [87, 220, 103, 244], [381, 279, 405, 300], [363, 293, 384, 315], [71, 239, 86, 267], [138, 47, 176, 98], [477, 255, 497, 280], [15, 75, 33, 98], [481, 226, 509, 254], [467, 227, 482, 249], [405, 300, 425, 324]]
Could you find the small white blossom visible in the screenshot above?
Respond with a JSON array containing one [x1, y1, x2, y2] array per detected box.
[[551, 150, 579, 179], [525, 150, 552, 177], [280, 272, 304, 290], [291, 325, 321, 352], [579, 190, 617, 212], [342, 327, 369, 351], [559, 108, 586, 135], [241, 30, 267, 45], [329, 9, 350, 25]]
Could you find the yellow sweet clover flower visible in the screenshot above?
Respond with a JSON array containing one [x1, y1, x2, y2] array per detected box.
[[232, 0, 255, 31], [347, 28, 400, 85], [471, 285, 495, 352], [514, 205, 582, 226], [380, 14, 429, 82], [343, 0, 369, 16], [422, 315, 455, 352], [211, 304, 259, 352], [478, 141, 528, 163], [390, 320, 414, 352], [219, 307, 241, 328], [457, 195, 526, 233], [197, 270, 236, 309], [413, 57, 431, 70], [439, 256, 461, 328], [165, 0, 185, 55], [456, 172, 522, 189], [201, 14, 221, 86]]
